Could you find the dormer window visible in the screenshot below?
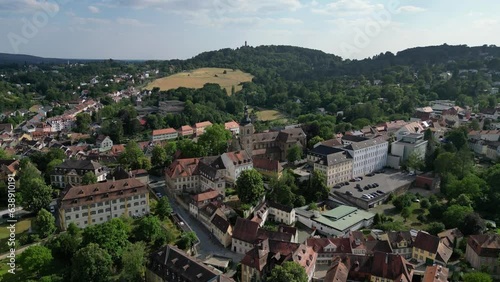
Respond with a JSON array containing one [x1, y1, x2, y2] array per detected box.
[[124, 182, 129, 187], [110, 184, 115, 189], [78, 189, 84, 195], [93, 187, 99, 192]]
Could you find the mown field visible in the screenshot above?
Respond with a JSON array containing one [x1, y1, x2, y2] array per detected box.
[[255, 109, 285, 121], [145, 67, 253, 95]]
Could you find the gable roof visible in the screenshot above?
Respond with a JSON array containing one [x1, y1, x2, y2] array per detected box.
[[233, 218, 259, 243], [223, 150, 252, 166], [211, 214, 230, 233], [166, 158, 200, 178], [60, 178, 145, 202], [195, 121, 212, 128], [387, 231, 414, 249], [152, 128, 177, 136], [224, 120, 239, 129], [252, 157, 282, 173], [192, 189, 221, 203], [422, 265, 449, 282], [414, 231, 440, 254], [370, 252, 412, 282], [324, 257, 348, 282], [468, 234, 500, 258], [55, 159, 102, 171]]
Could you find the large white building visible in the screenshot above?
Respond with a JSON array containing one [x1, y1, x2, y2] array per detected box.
[[58, 178, 150, 230], [344, 136, 388, 178], [220, 150, 253, 183], [389, 133, 428, 169]]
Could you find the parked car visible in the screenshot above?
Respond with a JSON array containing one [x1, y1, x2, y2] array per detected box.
[[376, 190, 384, 194], [367, 173, 375, 176], [363, 186, 369, 190], [156, 192, 163, 198], [354, 177, 361, 181], [374, 183, 379, 187], [50, 206, 55, 213], [346, 191, 353, 196], [413, 198, 420, 202], [355, 184, 361, 189], [344, 181, 349, 186], [333, 185, 341, 188]]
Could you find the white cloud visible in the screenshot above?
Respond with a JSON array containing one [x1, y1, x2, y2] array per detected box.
[[398, 6, 426, 13], [473, 18, 499, 28], [88, 5, 100, 14], [72, 16, 111, 25], [116, 17, 152, 27], [311, 0, 383, 17], [0, 0, 60, 13]]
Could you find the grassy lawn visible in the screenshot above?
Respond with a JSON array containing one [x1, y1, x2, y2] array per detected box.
[[255, 109, 285, 121], [371, 202, 429, 230], [0, 218, 32, 240], [0, 255, 67, 281], [145, 67, 253, 95]]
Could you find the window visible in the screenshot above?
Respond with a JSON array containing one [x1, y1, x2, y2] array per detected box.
[[75, 214, 79, 219], [91, 211, 96, 215], [120, 205, 125, 209], [98, 209, 103, 214], [65, 216, 71, 220], [105, 207, 111, 212], [82, 212, 88, 217]]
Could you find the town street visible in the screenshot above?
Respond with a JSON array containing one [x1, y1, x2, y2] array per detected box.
[[150, 179, 244, 262]]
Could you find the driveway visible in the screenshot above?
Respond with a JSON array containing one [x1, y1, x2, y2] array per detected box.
[[154, 179, 244, 262]]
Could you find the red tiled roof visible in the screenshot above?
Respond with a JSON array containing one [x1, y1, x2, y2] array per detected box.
[[252, 157, 282, 173], [192, 189, 221, 203], [60, 178, 146, 202], [306, 237, 352, 254], [179, 125, 193, 132], [224, 120, 239, 129], [324, 257, 348, 282], [422, 265, 449, 282], [468, 234, 500, 258], [152, 128, 177, 135], [370, 252, 412, 282], [166, 158, 200, 178], [225, 150, 252, 165], [195, 121, 212, 128]]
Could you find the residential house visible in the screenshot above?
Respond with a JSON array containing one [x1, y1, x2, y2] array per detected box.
[[178, 125, 194, 137], [189, 189, 223, 217], [414, 107, 434, 121], [466, 234, 500, 276], [58, 178, 149, 229], [147, 245, 230, 282], [198, 156, 227, 196], [225, 120, 240, 135], [0, 123, 13, 135], [232, 218, 260, 254], [343, 136, 388, 178], [438, 228, 463, 250], [412, 231, 452, 266], [194, 121, 213, 136], [369, 252, 413, 282], [152, 128, 178, 142], [422, 265, 449, 282], [480, 108, 500, 120], [250, 200, 296, 227], [306, 237, 352, 264], [96, 135, 113, 152], [469, 130, 500, 142], [51, 159, 107, 188], [386, 231, 414, 259], [0, 159, 19, 181], [210, 214, 232, 248], [165, 158, 200, 194], [220, 151, 253, 183], [323, 257, 349, 282], [252, 157, 283, 179]]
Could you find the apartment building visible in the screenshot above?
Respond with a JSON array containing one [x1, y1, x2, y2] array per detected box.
[[58, 178, 149, 230], [151, 128, 178, 142], [51, 159, 107, 188]]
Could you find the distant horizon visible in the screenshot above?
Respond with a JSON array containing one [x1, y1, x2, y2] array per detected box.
[[1, 42, 497, 63], [1, 0, 499, 60]]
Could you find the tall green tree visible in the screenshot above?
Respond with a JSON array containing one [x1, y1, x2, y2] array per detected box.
[[18, 162, 53, 212], [81, 218, 130, 262], [119, 141, 149, 170], [178, 231, 198, 251], [120, 242, 147, 282], [463, 272, 492, 282], [268, 172, 297, 207], [406, 151, 424, 172], [81, 171, 97, 185], [154, 197, 172, 220], [287, 144, 303, 163], [34, 208, 57, 238], [71, 243, 112, 282], [308, 170, 329, 202], [151, 145, 167, 168], [236, 169, 265, 205], [47, 232, 81, 261], [197, 124, 232, 155], [75, 112, 92, 133], [18, 245, 53, 275], [267, 261, 308, 282], [134, 215, 167, 246], [443, 204, 473, 229]]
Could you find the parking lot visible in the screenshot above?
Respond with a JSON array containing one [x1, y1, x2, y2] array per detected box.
[[331, 169, 415, 205]]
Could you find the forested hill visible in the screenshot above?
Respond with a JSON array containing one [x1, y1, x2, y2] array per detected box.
[[148, 43, 500, 80]]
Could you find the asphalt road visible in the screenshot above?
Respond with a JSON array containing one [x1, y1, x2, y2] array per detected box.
[[150, 178, 244, 262]]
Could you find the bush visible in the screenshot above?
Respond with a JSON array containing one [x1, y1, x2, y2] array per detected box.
[[420, 198, 430, 209], [426, 222, 445, 235]]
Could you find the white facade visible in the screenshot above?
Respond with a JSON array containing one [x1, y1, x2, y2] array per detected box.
[[98, 136, 113, 152], [232, 238, 254, 254], [220, 153, 253, 182], [346, 139, 388, 178], [60, 193, 149, 229], [152, 129, 178, 141]]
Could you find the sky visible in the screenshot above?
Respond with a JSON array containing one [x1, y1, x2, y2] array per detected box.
[[0, 0, 499, 60]]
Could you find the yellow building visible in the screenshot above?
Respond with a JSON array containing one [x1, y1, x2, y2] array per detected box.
[[412, 231, 439, 263], [310, 147, 353, 187]]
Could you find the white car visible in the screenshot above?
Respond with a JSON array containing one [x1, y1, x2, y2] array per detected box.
[[156, 192, 163, 198], [49, 206, 55, 213]]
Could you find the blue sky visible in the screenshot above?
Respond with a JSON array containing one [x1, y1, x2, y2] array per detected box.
[[0, 0, 499, 60]]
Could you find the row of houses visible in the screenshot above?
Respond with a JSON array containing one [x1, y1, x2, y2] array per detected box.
[[151, 120, 241, 141]]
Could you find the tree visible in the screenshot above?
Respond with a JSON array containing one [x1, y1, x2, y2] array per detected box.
[[426, 222, 445, 235], [71, 243, 112, 282], [461, 212, 486, 236], [445, 126, 469, 151], [151, 145, 167, 168], [443, 204, 473, 229], [463, 272, 492, 282], [308, 170, 329, 202], [392, 194, 413, 211], [434, 152, 456, 176], [120, 242, 146, 282], [287, 144, 303, 163], [373, 213, 381, 225], [0, 147, 11, 159], [119, 141, 147, 170], [267, 261, 308, 282], [47, 232, 80, 261], [19, 245, 52, 274], [34, 208, 56, 238], [308, 136, 324, 149], [81, 218, 130, 261], [155, 197, 172, 220], [75, 112, 92, 133], [20, 176, 53, 213], [81, 171, 97, 185], [178, 231, 198, 251], [420, 198, 430, 209], [268, 172, 297, 207], [446, 174, 484, 201], [401, 207, 411, 222], [236, 169, 265, 205], [197, 124, 232, 155], [134, 215, 167, 246], [406, 151, 424, 172]]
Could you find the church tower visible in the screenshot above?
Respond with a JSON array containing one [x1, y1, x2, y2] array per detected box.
[[239, 106, 254, 155]]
